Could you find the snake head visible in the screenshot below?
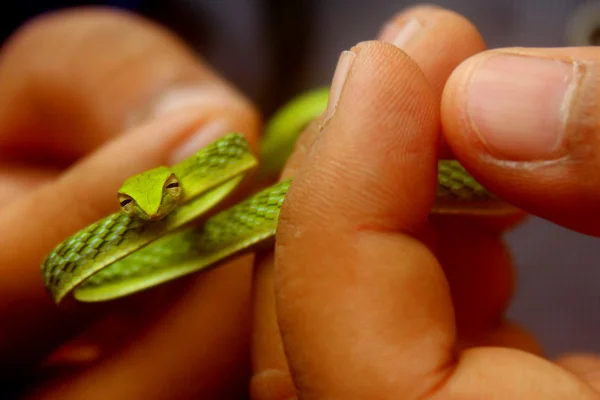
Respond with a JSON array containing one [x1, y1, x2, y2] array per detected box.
[[118, 166, 182, 221]]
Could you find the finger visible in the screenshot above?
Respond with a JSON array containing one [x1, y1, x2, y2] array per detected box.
[[557, 353, 600, 391], [274, 41, 455, 398], [0, 163, 59, 208], [442, 47, 600, 236], [0, 9, 259, 371], [436, 347, 599, 399], [431, 219, 514, 329], [431, 218, 546, 354], [250, 255, 297, 400], [380, 4, 491, 164], [378, 4, 485, 97], [0, 7, 255, 163]]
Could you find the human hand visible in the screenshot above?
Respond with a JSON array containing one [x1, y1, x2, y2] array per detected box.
[[250, 5, 600, 399], [0, 8, 261, 399]]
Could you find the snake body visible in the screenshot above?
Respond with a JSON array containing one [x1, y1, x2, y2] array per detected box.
[[41, 88, 517, 305]]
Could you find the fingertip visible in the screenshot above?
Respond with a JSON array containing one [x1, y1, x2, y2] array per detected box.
[[379, 4, 486, 96], [316, 39, 440, 229], [442, 49, 577, 163]]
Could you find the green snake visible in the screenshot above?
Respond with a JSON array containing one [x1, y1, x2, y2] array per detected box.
[[41, 87, 517, 305]]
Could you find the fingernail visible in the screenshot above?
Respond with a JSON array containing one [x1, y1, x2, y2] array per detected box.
[[169, 119, 233, 164], [324, 50, 356, 121], [143, 85, 246, 164], [150, 84, 242, 118], [379, 17, 423, 48], [467, 54, 578, 160]]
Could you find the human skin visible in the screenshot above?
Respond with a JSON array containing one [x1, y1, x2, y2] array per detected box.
[[250, 6, 600, 400], [1, 4, 600, 400]]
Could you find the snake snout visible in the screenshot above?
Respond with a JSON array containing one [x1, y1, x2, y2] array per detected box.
[[147, 213, 164, 221]]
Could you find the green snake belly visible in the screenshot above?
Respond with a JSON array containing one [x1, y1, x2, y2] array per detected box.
[[41, 90, 518, 305]]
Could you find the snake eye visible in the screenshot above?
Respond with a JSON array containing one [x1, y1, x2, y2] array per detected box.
[[118, 194, 135, 214], [164, 174, 181, 199]]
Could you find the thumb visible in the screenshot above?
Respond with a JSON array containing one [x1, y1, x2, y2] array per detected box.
[[274, 41, 452, 398], [442, 47, 600, 236]]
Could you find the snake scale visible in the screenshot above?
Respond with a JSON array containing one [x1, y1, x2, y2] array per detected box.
[[41, 87, 517, 305]]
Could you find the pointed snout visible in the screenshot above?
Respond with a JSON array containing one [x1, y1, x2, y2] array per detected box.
[[146, 212, 164, 221]]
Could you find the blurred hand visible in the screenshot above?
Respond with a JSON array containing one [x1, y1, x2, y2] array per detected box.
[[250, 5, 600, 400], [0, 7, 260, 399], [5, 4, 600, 400]]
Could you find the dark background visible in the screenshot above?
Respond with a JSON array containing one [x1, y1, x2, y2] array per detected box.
[[3, 0, 600, 359]]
